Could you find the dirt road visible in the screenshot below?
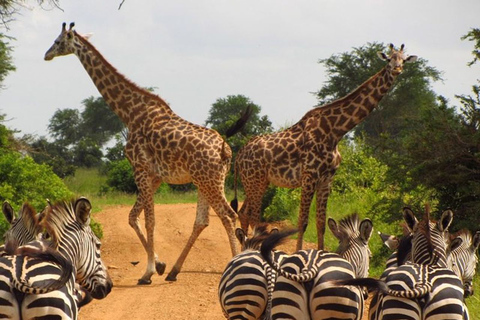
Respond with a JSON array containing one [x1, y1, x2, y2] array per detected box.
[[79, 203, 367, 320]]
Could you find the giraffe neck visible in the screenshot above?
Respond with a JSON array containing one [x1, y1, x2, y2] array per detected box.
[[318, 66, 397, 138], [73, 33, 173, 126]]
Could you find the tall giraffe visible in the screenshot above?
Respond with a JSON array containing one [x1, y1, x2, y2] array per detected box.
[[233, 44, 417, 250], [44, 22, 249, 284]]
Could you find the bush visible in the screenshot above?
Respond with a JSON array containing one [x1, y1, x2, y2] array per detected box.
[[0, 152, 74, 238], [105, 159, 137, 193]]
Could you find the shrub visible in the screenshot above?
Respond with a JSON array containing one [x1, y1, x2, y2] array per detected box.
[[0, 152, 74, 238]]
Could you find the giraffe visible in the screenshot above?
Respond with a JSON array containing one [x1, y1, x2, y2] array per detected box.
[[233, 44, 417, 251], [44, 22, 249, 284]]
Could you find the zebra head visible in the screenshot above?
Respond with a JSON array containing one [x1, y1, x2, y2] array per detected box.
[[2, 202, 41, 248], [235, 224, 278, 251], [42, 197, 113, 299], [448, 229, 480, 297], [403, 206, 453, 268], [328, 213, 373, 278]]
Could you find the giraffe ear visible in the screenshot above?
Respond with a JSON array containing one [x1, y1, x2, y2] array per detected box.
[[405, 55, 418, 63], [81, 33, 93, 40], [377, 51, 389, 61]]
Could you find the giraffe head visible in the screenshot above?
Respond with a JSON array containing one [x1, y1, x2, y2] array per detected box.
[[44, 22, 87, 61], [377, 43, 417, 76]]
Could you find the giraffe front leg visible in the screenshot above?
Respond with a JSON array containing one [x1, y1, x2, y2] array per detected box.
[[315, 176, 334, 250], [129, 187, 165, 285], [166, 192, 210, 281], [296, 178, 316, 251]]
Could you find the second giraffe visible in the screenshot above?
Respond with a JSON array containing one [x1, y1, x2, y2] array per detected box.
[[232, 44, 417, 250]]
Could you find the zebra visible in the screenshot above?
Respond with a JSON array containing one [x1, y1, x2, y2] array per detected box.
[[448, 229, 480, 298], [1, 201, 42, 253], [1, 200, 95, 308], [259, 213, 373, 319], [219, 225, 281, 320], [0, 197, 112, 319], [336, 207, 468, 319]]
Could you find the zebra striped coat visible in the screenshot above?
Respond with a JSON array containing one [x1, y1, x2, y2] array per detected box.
[[219, 226, 281, 320], [260, 213, 373, 320], [0, 198, 112, 319], [448, 229, 480, 298], [337, 207, 468, 320]]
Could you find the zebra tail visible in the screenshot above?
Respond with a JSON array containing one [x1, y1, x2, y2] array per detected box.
[[333, 277, 390, 294], [334, 277, 432, 299], [260, 229, 319, 283], [12, 245, 73, 294]]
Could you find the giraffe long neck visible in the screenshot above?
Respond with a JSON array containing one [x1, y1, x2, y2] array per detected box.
[[73, 33, 173, 127], [319, 66, 397, 138]]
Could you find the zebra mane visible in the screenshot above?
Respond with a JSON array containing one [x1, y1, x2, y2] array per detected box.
[[337, 213, 361, 239], [41, 199, 78, 249], [19, 203, 40, 234], [417, 204, 434, 256]]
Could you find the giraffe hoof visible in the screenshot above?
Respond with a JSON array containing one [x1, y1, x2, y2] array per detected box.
[[137, 278, 152, 285], [165, 273, 177, 282], [156, 262, 166, 276]]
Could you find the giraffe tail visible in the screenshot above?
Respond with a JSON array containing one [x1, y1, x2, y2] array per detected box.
[[230, 158, 239, 212], [225, 105, 252, 138]]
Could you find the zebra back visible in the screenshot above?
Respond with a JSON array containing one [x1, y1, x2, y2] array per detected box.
[[41, 197, 112, 300], [219, 225, 281, 320], [5, 239, 73, 294]]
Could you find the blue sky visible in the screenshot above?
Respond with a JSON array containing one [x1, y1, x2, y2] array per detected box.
[[1, 0, 479, 137]]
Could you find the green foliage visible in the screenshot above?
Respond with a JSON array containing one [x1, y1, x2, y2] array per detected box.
[[105, 159, 137, 193], [462, 28, 480, 66], [263, 188, 301, 222], [0, 152, 74, 237], [205, 94, 273, 155]]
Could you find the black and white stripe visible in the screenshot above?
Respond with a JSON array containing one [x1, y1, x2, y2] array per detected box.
[[0, 197, 112, 319], [259, 213, 373, 319], [219, 225, 281, 320], [337, 207, 468, 319], [448, 229, 480, 298]]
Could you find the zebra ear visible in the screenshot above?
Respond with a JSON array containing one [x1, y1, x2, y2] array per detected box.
[[328, 218, 341, 239], [439, 210, 454, 232], [2, 201, 15, 224], [449, 237, 463, 252], [359, 219, 373, 242], [75, 197, 92, 226], [472, 231, 480, 250], [235, 228, 247, 246], [403, 207, 418, 232]]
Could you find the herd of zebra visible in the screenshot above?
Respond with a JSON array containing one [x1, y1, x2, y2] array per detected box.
[[218, 208, 480, 319], [0, 197, 112, 319], [0, 198, 478, 319]]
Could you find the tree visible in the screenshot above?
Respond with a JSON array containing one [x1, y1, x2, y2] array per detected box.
[[462, 28, 480, 66], [205, 94, 273, 154], [0, 1, 60, 28], [0, 33, 14, 89]]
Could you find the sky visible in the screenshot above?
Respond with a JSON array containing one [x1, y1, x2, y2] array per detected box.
[[1, 0, 479, 138]]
